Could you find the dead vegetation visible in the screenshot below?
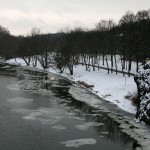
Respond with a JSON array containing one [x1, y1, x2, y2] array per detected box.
[[125, 92, 139, 107], [77, 80, 94, 90]]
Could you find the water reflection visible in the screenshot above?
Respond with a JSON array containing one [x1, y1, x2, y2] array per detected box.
[[25, 72, 138, 149]]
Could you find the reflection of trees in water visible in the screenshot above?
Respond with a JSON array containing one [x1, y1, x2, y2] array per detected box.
[[70, 102, 131, 144], [0, 64, 17, 75], [67, 101, 140, 150], [12, 67, 71, 91], [39, 74, 71, 91], [44, 79, 138, 148]]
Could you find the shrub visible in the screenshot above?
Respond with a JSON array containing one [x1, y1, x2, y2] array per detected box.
[[125, 92, 139, 107]]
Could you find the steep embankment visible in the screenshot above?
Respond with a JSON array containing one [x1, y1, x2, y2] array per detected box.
[[134, 61, 150, 124]]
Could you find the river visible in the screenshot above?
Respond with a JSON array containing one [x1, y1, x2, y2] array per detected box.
[[0, 62, 140, 150]]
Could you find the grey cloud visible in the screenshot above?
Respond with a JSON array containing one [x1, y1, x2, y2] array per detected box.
[[0, 0, 149, 35]]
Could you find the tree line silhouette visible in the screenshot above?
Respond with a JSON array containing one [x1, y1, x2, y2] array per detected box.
[[0, 9, 150, 75]]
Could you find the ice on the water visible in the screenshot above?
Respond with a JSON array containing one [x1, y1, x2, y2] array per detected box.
[[61, 138, 96, 147], [76, 122, 104, 131], [22, 108, 65, 125], [6, 83, 21, 91], [7, 97, 33, 104], [52, 125, 66, 131]]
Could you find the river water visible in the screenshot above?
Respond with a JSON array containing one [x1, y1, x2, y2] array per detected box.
[[0, 63, 139, 150]]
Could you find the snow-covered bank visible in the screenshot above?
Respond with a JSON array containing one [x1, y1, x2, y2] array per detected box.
[[7, 58, 137, 114]]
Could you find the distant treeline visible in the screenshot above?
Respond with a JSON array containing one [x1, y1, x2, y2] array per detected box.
[[0, 9, 150, 75]]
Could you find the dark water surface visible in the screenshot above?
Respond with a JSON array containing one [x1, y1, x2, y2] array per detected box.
[[0, 63, 138, 150]]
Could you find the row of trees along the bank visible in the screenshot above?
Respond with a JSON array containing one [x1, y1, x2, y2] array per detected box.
[[0, 9, 150, 75]]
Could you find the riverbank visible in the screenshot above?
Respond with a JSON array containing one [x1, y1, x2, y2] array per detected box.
[[6, 58, 137, 114]]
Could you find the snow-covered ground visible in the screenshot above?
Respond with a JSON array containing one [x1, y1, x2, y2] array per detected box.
[[7, 58, 137, 114]]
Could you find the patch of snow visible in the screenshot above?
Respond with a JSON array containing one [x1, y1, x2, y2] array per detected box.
[[69, 85, 102, 108], [61, 138, 96, 147]]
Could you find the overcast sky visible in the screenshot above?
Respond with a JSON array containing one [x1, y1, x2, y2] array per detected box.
[[0, 0, 149, 35]]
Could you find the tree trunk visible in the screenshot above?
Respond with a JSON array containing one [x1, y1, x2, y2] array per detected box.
[[105, 56, 109, 74], [114, 55, 118, 75]]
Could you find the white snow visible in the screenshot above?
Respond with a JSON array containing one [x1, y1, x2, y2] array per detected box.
[[6, 58, 137, 114], [61, 65, 137, 114], [61, 138, 97, 147]]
